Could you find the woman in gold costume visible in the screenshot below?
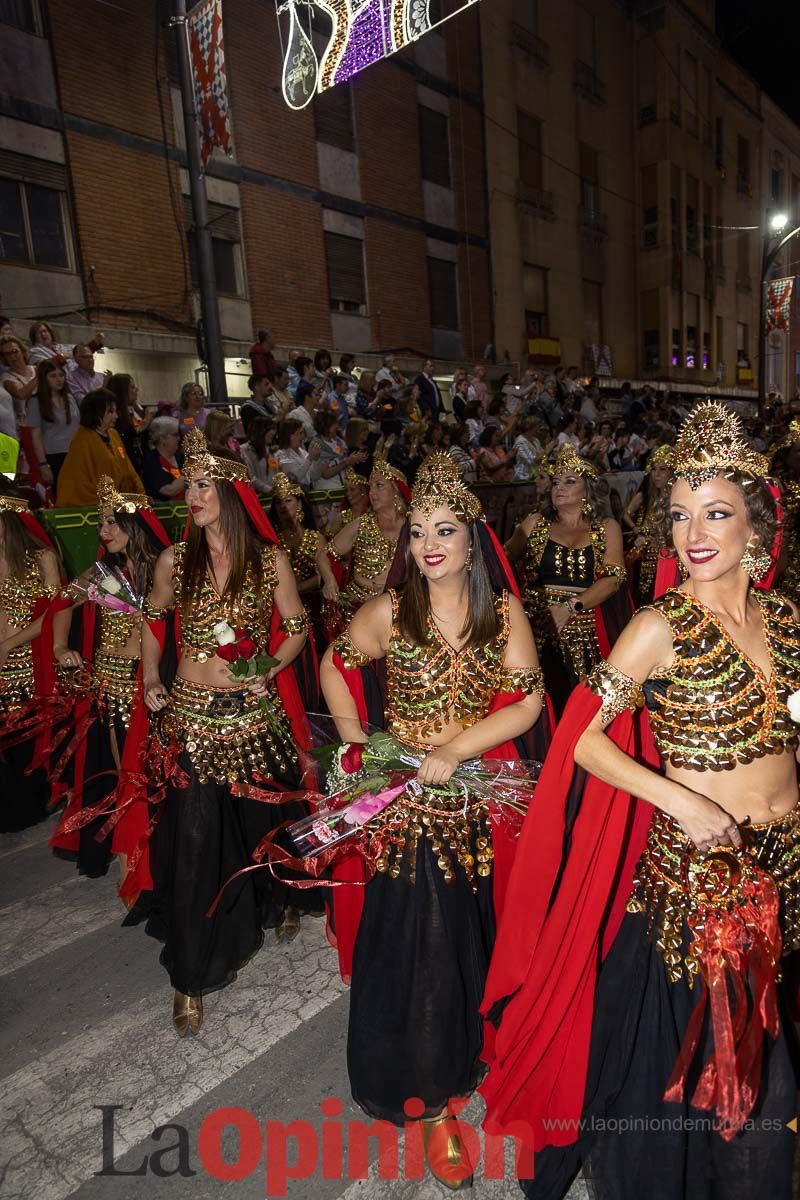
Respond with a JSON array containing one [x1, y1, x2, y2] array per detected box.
[[270, 470, 340, 651], [322, 456, 408, 612], [320, 453, 547, 1188], [141, 431, 319, 1036], [504, 444, 630, 713], [49, 479, 171, 883], [623, 444, 675, 606], [0, 495, 61, 831], [482, 402, 800, 1200]]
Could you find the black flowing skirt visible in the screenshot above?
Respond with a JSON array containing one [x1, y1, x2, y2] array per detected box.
[[52, 709, 128, 877], [0, 734, 50, 833], [348, 832, 496, 1125], [522, 911, 798, 1200]]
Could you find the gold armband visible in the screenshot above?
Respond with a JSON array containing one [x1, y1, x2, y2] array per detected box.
[[281, 611, 309, 637], [597, 562, 627, 582], [586, 661, 644, 726], [328, 543, 344, 562], [143, 599, 171, 622], [499, 666, 546, 703], [333, 632, 372, 669]]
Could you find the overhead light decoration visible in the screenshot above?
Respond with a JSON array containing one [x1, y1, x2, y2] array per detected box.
[[277, 0, 479, 110]]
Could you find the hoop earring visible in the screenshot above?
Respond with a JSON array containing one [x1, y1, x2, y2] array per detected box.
[[465, 547, 473, 573], [741, 539, 770, 582]]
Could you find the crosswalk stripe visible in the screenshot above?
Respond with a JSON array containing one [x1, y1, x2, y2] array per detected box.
[[0, 815, 59, 861], [0, 872, 123, 978], [0, 920, 345, 1200]]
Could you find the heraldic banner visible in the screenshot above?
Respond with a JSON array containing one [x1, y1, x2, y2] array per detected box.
[[765, 276, 794, 334], [187, 0, 232, 164]]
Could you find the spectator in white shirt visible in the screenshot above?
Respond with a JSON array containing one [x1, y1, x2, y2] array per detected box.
[[556, 413, 581, 449], [512, 416, 544, 480], [276, 418, 320, 487], [287, 380, 321, 441], [375, 354, 408, 398]]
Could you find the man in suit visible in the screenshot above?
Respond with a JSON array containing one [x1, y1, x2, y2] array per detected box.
[[414, 358, 444, 421]]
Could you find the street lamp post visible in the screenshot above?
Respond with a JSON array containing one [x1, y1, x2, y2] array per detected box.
[[758, 212, 800, 409]]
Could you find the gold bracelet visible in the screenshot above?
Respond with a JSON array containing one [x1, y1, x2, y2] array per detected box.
[[143, 599, 172, 622], [281, 611, 309, 637], [598, 562, 627, 582]]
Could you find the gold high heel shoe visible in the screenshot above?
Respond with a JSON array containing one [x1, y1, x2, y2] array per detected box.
[[423, 1113, 474, 1191], [172, 991, 203, 1037], [275, 907, 302, 943]]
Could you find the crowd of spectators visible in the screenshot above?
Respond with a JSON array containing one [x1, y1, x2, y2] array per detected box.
[[0, 316, 794, 521]]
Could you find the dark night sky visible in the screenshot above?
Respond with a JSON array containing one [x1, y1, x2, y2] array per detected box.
[[716, 1, 800, 123]]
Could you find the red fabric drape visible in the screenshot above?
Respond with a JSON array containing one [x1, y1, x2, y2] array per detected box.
[[480, 684, 656, 1150]]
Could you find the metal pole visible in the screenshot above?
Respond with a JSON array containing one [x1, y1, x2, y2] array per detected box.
[[172, 0, 228, 405]]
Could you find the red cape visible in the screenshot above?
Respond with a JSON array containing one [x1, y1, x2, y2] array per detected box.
[[479, 683, 657, 1150]]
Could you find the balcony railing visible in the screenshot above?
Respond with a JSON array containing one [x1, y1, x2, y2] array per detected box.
[[579, 205, 608, 237], [510, 24, 550, 68], [574, 60, 606, 105], [518, 185, 556, 219]]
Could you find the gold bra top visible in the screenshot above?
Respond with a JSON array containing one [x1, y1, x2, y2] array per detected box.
[[0, 551, 57, 627], [172, 540, 277, 662], [385, 588, 512, 744], [280, 527, 318, 585], [643, 588, 800, 770], [353, 510, 398, 580], [97, 605, 137, 653]]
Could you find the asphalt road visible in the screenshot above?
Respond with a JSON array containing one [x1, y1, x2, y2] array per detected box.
[[0, 815, 589, 1200]]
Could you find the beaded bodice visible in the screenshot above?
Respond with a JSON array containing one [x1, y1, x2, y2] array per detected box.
[[643, 588, 800, 770], [0, 551, 55, 628], [353, 510, 398, 581], [280, 527, 318, 585], [172, 540, 278, 662], [524, 520, 605, 593], [97, 601, 137, 652], [385, 589, 510, 744]]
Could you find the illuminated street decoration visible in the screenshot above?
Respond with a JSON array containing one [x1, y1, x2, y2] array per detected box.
[[277, 0, 479, 110]]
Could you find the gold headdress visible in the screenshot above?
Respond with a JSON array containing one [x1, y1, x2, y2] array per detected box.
[[271, 471, 303, 500], [771, 419, 800, 457], [552, 444, 598, 479], [343, 467, 366, 489], [369, 455, 407, 488], [96, 475, 152, 515], [410, 452, 483, 523], [673, 401, 769, 488], [0, 494, 30, 514], [644, 445, 676, 474], [182, 427, 249, 484]]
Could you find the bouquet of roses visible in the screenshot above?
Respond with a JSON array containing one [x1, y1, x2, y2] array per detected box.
[[213, 620, 278, 681], [288, 728, 540, 857], [68, 561, 142, 615]]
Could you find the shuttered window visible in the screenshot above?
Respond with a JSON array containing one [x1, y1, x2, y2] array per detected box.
[[419, 106, 451, 188], [314, 84, 355, 152], [0, 150, 66, 189], [325, 231, 366, 312], [517, 110, 543, 192], [427, 257, 458, 330], [183, 197, 243, 296]]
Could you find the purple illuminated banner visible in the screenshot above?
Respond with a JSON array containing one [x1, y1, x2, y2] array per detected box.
[[277, 0, 479, 110]]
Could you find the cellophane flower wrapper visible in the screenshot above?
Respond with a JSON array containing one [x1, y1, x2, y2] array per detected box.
[[288, 729, 540, 857], [67, 561, 142, 615]]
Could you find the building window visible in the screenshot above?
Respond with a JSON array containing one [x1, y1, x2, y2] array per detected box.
[[637, 36, 657, 124], [579, 143, 599, 215], [419, 105, 451, 189], [683, 50, 698, 137], [427, 256, 458, 330], [669, 44, 681, 124], [737, 322, 750, 366], [641, 288, 660, 369], [324, 231, 367, 314], [184, 198, 243, 296], [771, 167, 784, 205], [715, 188, 724, 270], [582, 279, 603, 347], [703, 300, 712, 369], [702, 182, 712, 256], [685, 293, 699, 368], [517, 110, 543, 193], [512, 0, 538, 31], [717, 315, 724, 375], [0, 0, 38, 33], [715, 117, 724, 170], [576, 4, 596, 71], [670, 164, 681, 245], [686, 175, 699, 255], [641, 163, 658, 248], [0, 176, 70, 268], [737, 136, 750, 194], [736, 230, 750, 288], [524, 263, 548, 337], [314, 84, 355, 152]]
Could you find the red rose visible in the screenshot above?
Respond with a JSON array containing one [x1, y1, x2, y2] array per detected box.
[[236, 637, 258, 660], [341, 743, 364, 775], [235, 629, 247, 639], [215, 642, 239, 663]]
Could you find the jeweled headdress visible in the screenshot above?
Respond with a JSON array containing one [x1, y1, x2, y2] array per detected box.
[[673, 401, 769, 489], [96, 474, 152, 515], [271, 471, 303, 500], [369, 455, 407, 488], [0, 494, 29, 514], [771, 419, 800, 456], [410, 452, 483, 523], [343, 467, 366, 489], [552, 444, 598, 479], [644, 445, 676, 474], [182, 427, 249, 484]]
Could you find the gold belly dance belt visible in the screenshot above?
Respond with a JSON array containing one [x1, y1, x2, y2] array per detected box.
[[628, 807, 800, 982], [156, 676, 297, 785], [91, 651, 138, 728], [0, 645, 35, 712]]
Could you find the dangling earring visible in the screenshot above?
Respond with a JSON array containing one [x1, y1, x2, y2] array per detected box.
[[581, 499, 593, 520], [741, 539, 771, 583], [465, 547, 473, 573]]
